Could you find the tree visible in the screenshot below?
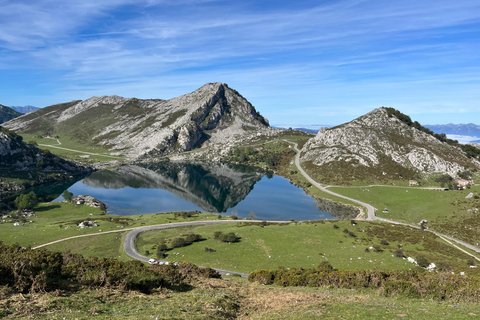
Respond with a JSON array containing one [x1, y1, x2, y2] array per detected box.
[[248, 211, 256, 219], [62, 190, 73, 202], [156, 243, 168, 258], [14, 192, 37, 211], [171, 237, 186, 248]]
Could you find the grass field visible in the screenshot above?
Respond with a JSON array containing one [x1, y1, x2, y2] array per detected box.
[[329, 185, 480, 243], [136, 220, 480, 276], [0, 202, 226, 249], [45, 232, 130, 261], [20, 133, 124, 162]]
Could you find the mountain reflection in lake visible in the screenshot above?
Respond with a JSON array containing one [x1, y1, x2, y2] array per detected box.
[[55, 162, 346, 221]]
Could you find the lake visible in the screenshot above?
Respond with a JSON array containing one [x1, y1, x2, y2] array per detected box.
[[52, 162, 356, 221]]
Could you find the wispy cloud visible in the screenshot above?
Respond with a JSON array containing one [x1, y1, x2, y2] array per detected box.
[[0, 0, 479, 125]]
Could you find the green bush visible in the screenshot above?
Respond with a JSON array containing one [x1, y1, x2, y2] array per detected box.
[[248, 264, 480, 302], [416, 255, 429, 268], [185, 233, 202, 244], [220, 232, 237, 243], [171, 237, 187, 248]]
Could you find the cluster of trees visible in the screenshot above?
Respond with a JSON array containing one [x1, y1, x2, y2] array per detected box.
[[248, 262, 480, 302], [14, 192, 37, 211]]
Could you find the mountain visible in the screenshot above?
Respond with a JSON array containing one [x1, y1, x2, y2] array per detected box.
[[0, 105, 22, 124], [0, 126, 90, 174], [300, 107, 480, 184], [10, 105, 40, 114], [425, 123, 480, 137], [424, 123, 480, 144], [1, 126, 91, 202], [3, 83, 272, 160]]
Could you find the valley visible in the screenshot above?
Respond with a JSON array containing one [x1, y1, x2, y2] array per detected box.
[[2, 83, 480, 319]]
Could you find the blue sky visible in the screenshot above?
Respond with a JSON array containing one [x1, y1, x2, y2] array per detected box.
[[1, 0, 479, 126]]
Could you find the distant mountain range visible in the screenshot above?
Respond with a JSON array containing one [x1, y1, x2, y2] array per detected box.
[[10, 105, 40, 114], [425, 123, 480, 143]]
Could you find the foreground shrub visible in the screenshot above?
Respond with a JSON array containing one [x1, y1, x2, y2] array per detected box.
[[248, 263, 480, 302]]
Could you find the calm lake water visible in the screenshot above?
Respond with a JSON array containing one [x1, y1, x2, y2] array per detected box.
[[52, 162, 350, 221]]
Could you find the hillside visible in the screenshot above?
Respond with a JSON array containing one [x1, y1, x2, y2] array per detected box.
[[300, 107, 480, 184], [0, 105, 22, 124], [3, 83, 274, 160], [0, 126, 91, 201]]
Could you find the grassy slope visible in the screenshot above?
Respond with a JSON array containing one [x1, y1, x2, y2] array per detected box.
[[136, 220, 480, 276], [0, 202, 225, 248], [20, 134, 123, 162], [4, 279, 480, 319], [329, 185, 480, 243]]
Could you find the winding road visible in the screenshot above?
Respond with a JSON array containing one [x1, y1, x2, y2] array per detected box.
[[287, 141, 376, 220], [32, 141, 480, 275], [286, 140, 480, 260], [124, 220, 256, 277]]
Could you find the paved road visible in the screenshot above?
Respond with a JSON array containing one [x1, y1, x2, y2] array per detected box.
[[286, 140, 480, 260], [287, 140, 376, 220], [38, 143, 122, 159], [124, 219, 288, 278]]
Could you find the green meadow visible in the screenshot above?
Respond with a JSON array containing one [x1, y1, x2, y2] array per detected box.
[[136, 220, 480, 276], [329, 185, 480, 243], [0, 202, 223, 248]]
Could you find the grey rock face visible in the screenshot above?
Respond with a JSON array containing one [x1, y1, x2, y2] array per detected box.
[[301, 107, 478, 178], [4, 83, 271, 160]]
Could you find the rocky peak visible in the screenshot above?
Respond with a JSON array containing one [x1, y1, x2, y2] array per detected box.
[[3, 83, 272, 160], [300, 107, 478, 182]]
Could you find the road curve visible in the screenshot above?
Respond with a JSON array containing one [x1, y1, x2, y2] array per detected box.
[[124, 219, 288, 278], [287, 140, 376, 220], [286, 139, 480, 258]]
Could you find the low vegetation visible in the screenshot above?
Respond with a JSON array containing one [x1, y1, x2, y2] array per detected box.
[[249, 262, 480, 302], [136, 220, 480, 276]]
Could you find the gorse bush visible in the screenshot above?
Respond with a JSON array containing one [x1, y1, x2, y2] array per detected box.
[[248, 263, 480, 302], [0, 242, 220, 295]]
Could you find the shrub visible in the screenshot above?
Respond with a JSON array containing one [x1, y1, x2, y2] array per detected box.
[[343, 228, 349, 234], [467, 259, 476, 266], [171, 237, 186, 248], [185, 233, 202, 244], [333, 224, 339, 229], [220, 232, 237, 243], [380, 240, 389, 246], [156, 243, 168, 258], [62, 190, 73, 202], [416, 255, 429, 268], [213, 231, 223, 240], [436, 261, 452, 272], [348, 231, 356, 238], [394, 249, 404, 258], [204, 247, 216, 252]]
